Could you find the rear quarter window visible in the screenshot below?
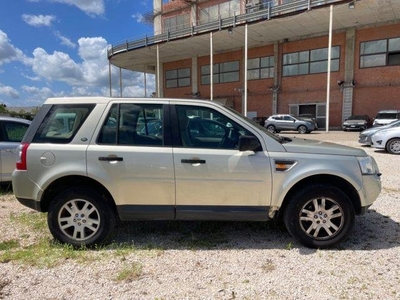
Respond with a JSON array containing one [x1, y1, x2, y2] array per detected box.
[[33, 104, 95, 143]]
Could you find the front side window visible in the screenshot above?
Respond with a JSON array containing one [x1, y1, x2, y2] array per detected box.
[[33, 104, 95, 143], [360, 37, 400, 68], [98, 103, 163, 146], [283, 46, 340, 76], [201, 61, 240, 85], [175, 105, 256, 149]]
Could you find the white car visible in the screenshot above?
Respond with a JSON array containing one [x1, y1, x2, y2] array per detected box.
[[371, 126, 400, 154]]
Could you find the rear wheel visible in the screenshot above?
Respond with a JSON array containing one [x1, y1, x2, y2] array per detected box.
[[386, 138, 400, 154], [283, 184, 355, 248], [48, 187, 117, 247]]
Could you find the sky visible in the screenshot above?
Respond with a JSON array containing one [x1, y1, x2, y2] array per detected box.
[[0, 0, 156, 108]]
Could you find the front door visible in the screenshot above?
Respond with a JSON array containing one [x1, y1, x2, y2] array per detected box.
[[172, 105, 272, 221]]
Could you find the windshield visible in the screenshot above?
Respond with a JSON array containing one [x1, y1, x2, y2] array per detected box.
[[376, 113, 397, 119]]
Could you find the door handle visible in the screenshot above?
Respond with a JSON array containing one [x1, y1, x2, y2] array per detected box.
[[98, 156, 123, 161], [181, 159, 206, 164]]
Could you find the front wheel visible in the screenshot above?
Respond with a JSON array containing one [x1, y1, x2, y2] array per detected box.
[[283, 184, 355, 248], [297, 125, 307, 134], [266, 125, 276, 134], [386, 138, 400, 154], [48, 187, 117, 247]]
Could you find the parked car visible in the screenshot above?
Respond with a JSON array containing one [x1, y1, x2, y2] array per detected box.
[[264, 114, 316, 134], [371, 126, 400, 154], [12, 97, 381, 249], [296, 114, 318, 130], [372, 110, 400, 127], [342, 115, 372, 131], [0, 116, 31, 183], [358, 120, 400, 146]]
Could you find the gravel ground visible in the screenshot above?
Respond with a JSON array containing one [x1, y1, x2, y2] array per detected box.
[[1, 131, 399, 300]]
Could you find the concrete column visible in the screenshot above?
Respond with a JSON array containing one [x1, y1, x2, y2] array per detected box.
[[191, 2, 197, 26], [272, 41, 279, 115], [153, 0, 162, 35], [342, 27, 356, 122], [192, 57, 198, 96]]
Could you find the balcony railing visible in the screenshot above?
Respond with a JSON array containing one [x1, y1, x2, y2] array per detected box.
[[108, 0, 344, 58]]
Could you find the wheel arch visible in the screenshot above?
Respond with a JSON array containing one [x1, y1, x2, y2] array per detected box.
[[276, 174, 361, 221], [39, 175, 117, 214]]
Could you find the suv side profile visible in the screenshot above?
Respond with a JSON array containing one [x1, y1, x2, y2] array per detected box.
[[12, 97, 381, 249], [264, 114, 316, 134]]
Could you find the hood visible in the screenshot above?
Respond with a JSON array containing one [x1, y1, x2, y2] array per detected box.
[[282, 137, 366, 156]]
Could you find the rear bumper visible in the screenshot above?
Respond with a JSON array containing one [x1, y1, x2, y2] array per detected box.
[[12, 170, 43, 212]]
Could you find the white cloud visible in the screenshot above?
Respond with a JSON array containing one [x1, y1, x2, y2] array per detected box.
[[0, 30, 27, 66], [31, 48, 84, 85], [30, 37, 109, 87], [29, 0, 105, 16], [54, 31, 76, 48], [22, 14, 56, 27], [0, 84, 19, 99], [132, 13, 144, 23]]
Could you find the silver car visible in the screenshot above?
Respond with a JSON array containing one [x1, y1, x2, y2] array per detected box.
[[12, 97, 381, 249], [371, 126, 400, 154], [359, 120, 400, 146], [0, 116, 31, 183], [264, 114, 316, 134]]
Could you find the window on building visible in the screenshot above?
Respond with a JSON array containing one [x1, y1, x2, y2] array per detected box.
[[165, 68, 191, 88], [360, 37, 400, 68], [201, 61, 240, 85], [247, 56, 274, 80], [283, 46, 340, 76], [199, 0, 240, 24], [163, 14, 190, 33]]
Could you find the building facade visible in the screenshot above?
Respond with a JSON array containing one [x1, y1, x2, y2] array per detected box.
[[108, 0, 400, 129]]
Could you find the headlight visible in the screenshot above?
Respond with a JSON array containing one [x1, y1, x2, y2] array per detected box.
[[357, 156, 379, 175]]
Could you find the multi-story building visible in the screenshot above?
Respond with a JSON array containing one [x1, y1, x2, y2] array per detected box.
[[108, 0, 400, 129]]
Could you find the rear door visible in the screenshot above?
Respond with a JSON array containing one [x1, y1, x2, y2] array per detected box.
[[86, 101, 175, 220], [172, 104, 273, 221]]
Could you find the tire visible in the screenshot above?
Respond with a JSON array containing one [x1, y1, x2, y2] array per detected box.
[[48, 187, 117, 247], [266, 125, 276, 134], [283, 184, 355, 249], [297, 125, 307, 134], [386, 138, 400, 154]]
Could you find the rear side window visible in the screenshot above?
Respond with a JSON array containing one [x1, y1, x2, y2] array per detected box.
[[0, 121, 30, 142], [97, 103, 164, 146], [33, 104, 95, 143]]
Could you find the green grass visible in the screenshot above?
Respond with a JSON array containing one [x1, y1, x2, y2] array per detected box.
[[115, 262, 143, 282]]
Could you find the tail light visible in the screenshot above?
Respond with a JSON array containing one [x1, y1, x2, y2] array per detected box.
[[16, 143, 30, 170]]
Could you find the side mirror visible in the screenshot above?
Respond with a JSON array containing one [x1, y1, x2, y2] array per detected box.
[[238, 136, 262, 152]]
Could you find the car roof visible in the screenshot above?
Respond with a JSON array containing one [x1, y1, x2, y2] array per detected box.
[[43, 97, 225, 107], [0, 116, 32, 124]]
